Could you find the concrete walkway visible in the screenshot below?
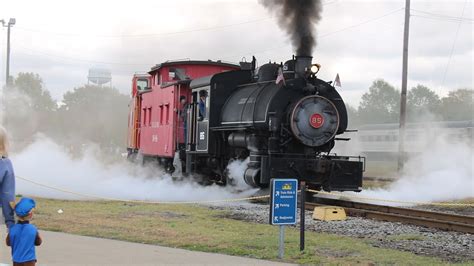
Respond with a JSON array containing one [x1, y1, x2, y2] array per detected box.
[[0, 228, 294, 266]]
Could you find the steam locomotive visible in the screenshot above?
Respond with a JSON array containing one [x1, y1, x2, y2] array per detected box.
[[127, 56, 363, 191]]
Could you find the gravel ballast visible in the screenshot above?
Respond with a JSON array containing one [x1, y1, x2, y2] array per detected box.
[[208, 202, 474, 263]]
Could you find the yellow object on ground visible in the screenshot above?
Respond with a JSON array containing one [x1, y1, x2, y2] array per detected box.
[[312, 206, 347, 221]]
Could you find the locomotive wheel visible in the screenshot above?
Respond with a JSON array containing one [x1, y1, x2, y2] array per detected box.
[[244, 168, 261, 188], [165, 164, 175, 174], [244, 172, 258, 187], [127, 151, 137, 163]]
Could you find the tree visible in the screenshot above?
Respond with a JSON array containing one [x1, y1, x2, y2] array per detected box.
[[439, 88, 473, 121], [345, 104, 360, 128], [3, 73, 56, 145], [358, 79, 400, 124], [407, 84, 441, 121], [13, 73, 56, 113], [58, 85, 130, 154]]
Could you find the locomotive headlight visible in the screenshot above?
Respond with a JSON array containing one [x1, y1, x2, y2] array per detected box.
[[310, 64, 321, 74]]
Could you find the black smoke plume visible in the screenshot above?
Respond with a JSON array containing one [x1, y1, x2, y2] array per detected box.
[[259, 0, 323, 56]]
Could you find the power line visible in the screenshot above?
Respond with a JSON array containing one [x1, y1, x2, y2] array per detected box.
[[221, 7, 405, 59], [12, 0, 339, 39], [442, 0, 468, 86], [15, 17, 273, 39], [15, 45, 152, 66], [411, 9, 473, 22], [412, 15, 473, 24], [13, 8, 405, 66], [319, 7, 404, 38]]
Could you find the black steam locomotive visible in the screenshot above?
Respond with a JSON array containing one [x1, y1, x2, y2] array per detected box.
[[184, 56, 363, 191]]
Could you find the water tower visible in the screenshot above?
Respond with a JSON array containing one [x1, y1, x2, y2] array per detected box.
[[87, 67, 112, 87]]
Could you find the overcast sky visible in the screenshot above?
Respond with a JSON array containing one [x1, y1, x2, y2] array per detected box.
[[0, 0, 472, 106]]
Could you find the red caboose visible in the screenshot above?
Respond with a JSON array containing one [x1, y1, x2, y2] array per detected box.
[[127, 60, 239, 171]]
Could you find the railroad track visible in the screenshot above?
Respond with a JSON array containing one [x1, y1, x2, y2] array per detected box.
[[306, 196, 474, 234]]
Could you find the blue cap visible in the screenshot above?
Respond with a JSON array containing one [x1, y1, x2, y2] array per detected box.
[[15, 197, 36, 217]]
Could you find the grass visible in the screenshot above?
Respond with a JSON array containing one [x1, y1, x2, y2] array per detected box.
[[30, 198, 472, 265], [444, 198, 474, 204]]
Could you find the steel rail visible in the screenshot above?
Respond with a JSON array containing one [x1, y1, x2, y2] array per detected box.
[[306, 196, 474, 234]]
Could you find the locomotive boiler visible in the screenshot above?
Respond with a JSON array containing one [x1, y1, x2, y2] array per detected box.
[[127, 56, 363, 191]]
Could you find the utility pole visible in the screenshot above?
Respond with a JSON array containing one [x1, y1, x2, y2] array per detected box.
[[398, 0, 410, 171], [1, 18, 15, 87], [1, 18, 15, 126]]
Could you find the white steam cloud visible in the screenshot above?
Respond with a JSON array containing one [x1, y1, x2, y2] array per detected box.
[[12, 137, 258, 202], [360, 136, 473, 204], [226, 158, 251, 190], [334, 119, 474, 205]]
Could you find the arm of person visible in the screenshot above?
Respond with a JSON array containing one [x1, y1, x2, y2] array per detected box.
[[1, 163, 16, 229], [6, 233, 10, 246], [35, 232, 42, 246]]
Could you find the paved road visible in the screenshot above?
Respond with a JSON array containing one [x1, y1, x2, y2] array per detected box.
[[0, 227, 294, 266]]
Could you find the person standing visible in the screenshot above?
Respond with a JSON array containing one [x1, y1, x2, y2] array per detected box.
[[179, 96, 189, 144], [0, 126, 15, 229], [198, 90, 207, 121], [6, 197, 42, 266]]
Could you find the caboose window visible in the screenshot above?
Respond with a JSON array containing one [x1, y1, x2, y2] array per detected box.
[[159, 105, 164, 125], [169, 68, 176, 79], [155, 73, 161, 85], [148, 107, 152, 126], [143, 108, 148, 126], [137, 79, 149, 91], [169, 68, 187, 81]]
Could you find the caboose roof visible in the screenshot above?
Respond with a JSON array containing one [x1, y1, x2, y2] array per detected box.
[[133, 73, 150, 78], [148, 59, 239, 73]]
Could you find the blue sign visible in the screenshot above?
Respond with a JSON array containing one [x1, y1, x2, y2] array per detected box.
[[270, 179, 298, 225]]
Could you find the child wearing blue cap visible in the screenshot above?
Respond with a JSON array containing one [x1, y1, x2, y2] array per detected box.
[[6, 197, 42, 266]]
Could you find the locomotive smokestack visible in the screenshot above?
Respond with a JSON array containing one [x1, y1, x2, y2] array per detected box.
[[295, 56, 312, 78], [259, 0, 323, 56]]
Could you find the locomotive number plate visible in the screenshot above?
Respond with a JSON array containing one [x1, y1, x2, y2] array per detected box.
[[309, 113, 324, 128]]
